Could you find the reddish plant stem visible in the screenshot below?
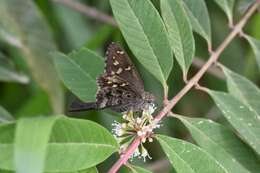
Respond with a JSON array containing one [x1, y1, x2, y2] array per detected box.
[[108, 137, 141, 173], [108, 2, 259, 173], [192, 57, 225, 80]]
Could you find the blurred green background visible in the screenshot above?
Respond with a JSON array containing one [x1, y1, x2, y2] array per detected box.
[[0, 0, 259, 172]]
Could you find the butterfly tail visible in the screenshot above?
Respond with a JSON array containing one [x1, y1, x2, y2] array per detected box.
[[69, 101, 97, 112]]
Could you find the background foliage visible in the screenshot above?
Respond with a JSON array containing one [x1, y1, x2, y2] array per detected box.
[[0, 0, 260, 173]]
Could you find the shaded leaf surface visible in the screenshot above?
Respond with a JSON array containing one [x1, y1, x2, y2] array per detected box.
[[61, 167, 98, 173], [0, 53, 29, 84], [53, 3, 93, 49], [0, 106, 14, 123], [0, 65, 29, 84], [0, 123, 16, 169], [15, 90, 52, 117], [120, 165, 152, 173]]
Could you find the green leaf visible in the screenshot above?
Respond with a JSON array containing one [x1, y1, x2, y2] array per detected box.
[[0, 122, 15, 143], [0, 170, 12, 173], [221, 66, 260, 116], [182, 0, 211, 44], [85, 25, 114, 50], [176, 115, 260, 173], [54, 48, 104, 102], [45, 117, 119, 172], [238, 0, 255, 14], [83, 167, 98, 173], [0, 169, 99, 173], [53, 3, 93, 49], [0, 53, 29, 84], [161, 0, 195, 77], [15, 90, 52, 117], [15, 116, 59, 173], [0, 117, 119, 172], [208, 90, 260, 155], [0, 167, 98, 173], [123, 165, 152, 173], [213, 0, 235, 25], [0, 0, 64, 114], [0, 106, 14, 123], [110, 0, 173, 86], [61, 167, 98, 173], [244, 35, 260, 72], [157, 135, 226, 173], [0, 123, 18, 170], [0, 65, 29, 84]]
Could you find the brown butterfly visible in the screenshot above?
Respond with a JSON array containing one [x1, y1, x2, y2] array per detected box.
[[70, 42, 154, 113]]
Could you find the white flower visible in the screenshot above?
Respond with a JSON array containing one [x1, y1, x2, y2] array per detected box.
[[148, 137, 153, 142], [140, 145, 152, 162], [132, 147, 140, 158], [112, 121, 124, 137], [136, 117, 142, 124], [111, 103, 159, 162], [148, 103, 156, 114], [137, 131, 144, 137]]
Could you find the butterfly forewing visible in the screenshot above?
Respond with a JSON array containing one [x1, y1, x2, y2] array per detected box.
[[104, 42, 144, 93]]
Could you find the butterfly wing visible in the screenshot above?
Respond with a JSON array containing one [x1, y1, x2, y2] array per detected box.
[[96, 74, 141, 111], [104, 42, 144, 94], [94, 42, 146, 112], [70, 42, 149, 113]]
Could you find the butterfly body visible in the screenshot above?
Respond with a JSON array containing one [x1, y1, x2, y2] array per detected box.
[[70, 42, 154, 113]]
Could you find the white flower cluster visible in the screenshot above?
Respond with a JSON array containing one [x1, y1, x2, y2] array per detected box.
[[112, 104, 160, 162]]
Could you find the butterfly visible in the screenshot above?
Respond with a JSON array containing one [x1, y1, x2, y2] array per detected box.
[[70, 42, 155, 113]]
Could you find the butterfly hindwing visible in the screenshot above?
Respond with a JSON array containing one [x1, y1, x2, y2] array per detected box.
[[96, 83, 140, 112]]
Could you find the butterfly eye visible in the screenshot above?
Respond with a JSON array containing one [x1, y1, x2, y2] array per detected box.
[[126, 94, 131, 98]]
